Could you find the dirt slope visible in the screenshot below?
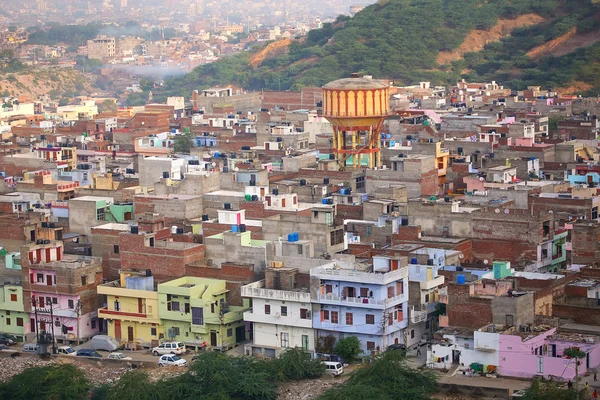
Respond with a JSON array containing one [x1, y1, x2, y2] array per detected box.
[[250, 38, 292, 68], [0, 68, 98, 101], [527, 27, 600, 59], [437, 14, 545, 65]]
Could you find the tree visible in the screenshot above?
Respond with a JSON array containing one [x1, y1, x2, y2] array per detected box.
[[99, 99, 117, 113], [521, 378, 578, 400], [0, 364, 90, 400], [58, 98, 70, 107], [274, 347, 326, 381], [320, 350, 437, 400], [173, 132, 193, 154], [334, 336, 361, 363], [104, 371, 163, 400]]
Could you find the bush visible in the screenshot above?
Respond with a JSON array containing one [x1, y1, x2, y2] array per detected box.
[[334, 336, 361, 363], [274, 347, 326, 381], [0, 364, 90, 400]]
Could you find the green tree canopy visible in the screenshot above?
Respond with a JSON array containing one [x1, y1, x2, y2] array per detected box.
[[0, 364, 90, 400]]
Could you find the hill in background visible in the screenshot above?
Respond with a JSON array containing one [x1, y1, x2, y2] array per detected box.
[[158, 0, 600, 97]]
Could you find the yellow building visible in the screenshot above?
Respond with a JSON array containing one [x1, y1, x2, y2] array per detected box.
[[98, 270, 163, 346], [434, 141, 449, 188]]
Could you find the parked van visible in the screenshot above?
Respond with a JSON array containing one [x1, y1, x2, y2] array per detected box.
[[23, 343, 38, 353], [152, 342, 186, 356], [323, 361, 344, 376], [87, 335, 120, 351]]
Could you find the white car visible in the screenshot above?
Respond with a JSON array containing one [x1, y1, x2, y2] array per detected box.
[[108, 352, 132, 361], [158, 354, 187, 367], [152, 342, 186, 356], [57, 346, 76, 356]]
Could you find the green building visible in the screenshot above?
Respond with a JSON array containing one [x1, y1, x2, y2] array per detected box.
[[0, 283, 27, 341], [157, 277, 249, 351]]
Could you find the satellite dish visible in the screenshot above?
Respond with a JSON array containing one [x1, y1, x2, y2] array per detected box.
[[458, 254, 464, 259], [483, 259, 489, 265], [504, 209, 510, 214], [495, 208, 500, 213]]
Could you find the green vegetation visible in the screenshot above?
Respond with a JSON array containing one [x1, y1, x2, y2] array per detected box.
[[173, 131, 193, 154], [521, 378, 579, 400], [99, 99, 118, 113], [333, 336, 361, 363], [319, 350, 438, 400], [0, 364, 90, 400], [158, 0, 600, 95], [0, 50, 26, 73]]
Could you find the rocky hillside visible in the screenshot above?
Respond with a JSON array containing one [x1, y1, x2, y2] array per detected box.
[[0, 67, 100, 101], [158, 0, 600, 96]]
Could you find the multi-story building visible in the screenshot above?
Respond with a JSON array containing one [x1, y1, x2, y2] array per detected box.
[[242, 264, 315, 357], [86, 36, 116, 60], [310, 260, 409, 355], [97, 269, 162, 346], [21, 241, 103, 343], [158, 276, 248, 351]]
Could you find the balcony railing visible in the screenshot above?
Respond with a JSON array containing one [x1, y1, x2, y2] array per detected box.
[[316, 292, 406, 308], [311, 266, 407, 285], [98, 307, 146, 319], [241, 281, 311, 303]]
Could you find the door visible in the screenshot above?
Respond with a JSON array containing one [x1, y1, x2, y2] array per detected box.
[[40, 321, 46, 331], [235, 326, 245, 343], [114, 320, 121, 340], [210, 331, 217, 347], [452, 350, 460, 364], [302, 335, 309, 350], [537, 357, 544, 374], [128, 326, 134, 342]]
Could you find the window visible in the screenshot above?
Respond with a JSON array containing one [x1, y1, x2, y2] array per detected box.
[[52, 298, 58, 304], [91, 319, 96, 329], [171, 301, 180, 312], [113, 245, 120, 254], [5, 318, 10, 326], [506, 314, 514, 326], [16, 318, 23, 327], [171, 327, 180, 336], [387, 286, 395, 298], [367, 341, 375, 351], [113, 300, 119, 311], [323, 310, 329, 320], [10, 294, 17, 302], [356, 176, 365, 190], [325, 284, 333, 294], [300, 308, 309, 319], [281, 306, 288, 316], [302, 335, 309, 350], [265, 304, 271, 315], [46, 297, 51, 305], [331, 311, 338, 324], [366, 225, 372, 236], [281, 332, 289, 348], [346, 312, 353, 325], [227, 328, 233, 337], [151, 327, 157, 336], [192, 307, 204, 325], [81, 276, 87, 286], [360, 287, 369, 297], [411, 330, 415, 339], [55, 320, 60, 327], [366, 314, 375, 325], [313, 211, 319, 218], [96, 208, 105, 221], [330, 229, 344, 246], [37, 273, 44, 283], [424, 294, 429, 303]]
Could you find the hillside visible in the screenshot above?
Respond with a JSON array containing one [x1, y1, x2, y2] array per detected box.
[[0, 67, 100, 100], [159, 0, 600, 97]]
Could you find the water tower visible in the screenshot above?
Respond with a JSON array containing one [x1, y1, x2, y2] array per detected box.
[[322, 74, 389, 169]]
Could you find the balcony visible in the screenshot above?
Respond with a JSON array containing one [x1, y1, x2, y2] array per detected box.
[[310, 266, 408, 285], [243, 310, 312, 328], [241, 281, 311, 303], [98, 307, 150, 322], [316, 292, 406, 309], [420, 275, 445, 291]]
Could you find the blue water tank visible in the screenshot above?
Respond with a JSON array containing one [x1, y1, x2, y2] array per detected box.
[[457, 274, 466, 285], [410, 257, 418, 264], [322, 198, 328, 204], [232, 225, 239, 233], [172, 129, 176, 133], [386, 134, 391, 139], [214, 152, 220, 158]]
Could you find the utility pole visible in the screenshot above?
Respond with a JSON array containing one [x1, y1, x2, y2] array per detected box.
[[49, 303, 57, 354], [76, 299, 82, 345], [33, 298, 39, 343], [575, 357, 580, 400]]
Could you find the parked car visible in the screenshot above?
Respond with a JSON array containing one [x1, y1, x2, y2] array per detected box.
[[108, 352, 132, 361], [76, 349, 102, 358], [23, 343, 39, 353], [0, 335, 15, 346], [386, 344, 406, 352], [57, 346, 76, 356], [87, 335, 120, 351], [158, 354, 187, 367], [323, 361, 344, 376], [152, 342, 186, 356]]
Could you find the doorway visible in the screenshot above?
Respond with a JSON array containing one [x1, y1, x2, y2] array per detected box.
[[235, 326, 245, 343], [114, 320, 121, 340], [210, 331, 217, 347], [128, 326, 134, 342], [452, 350, 460, 364]]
